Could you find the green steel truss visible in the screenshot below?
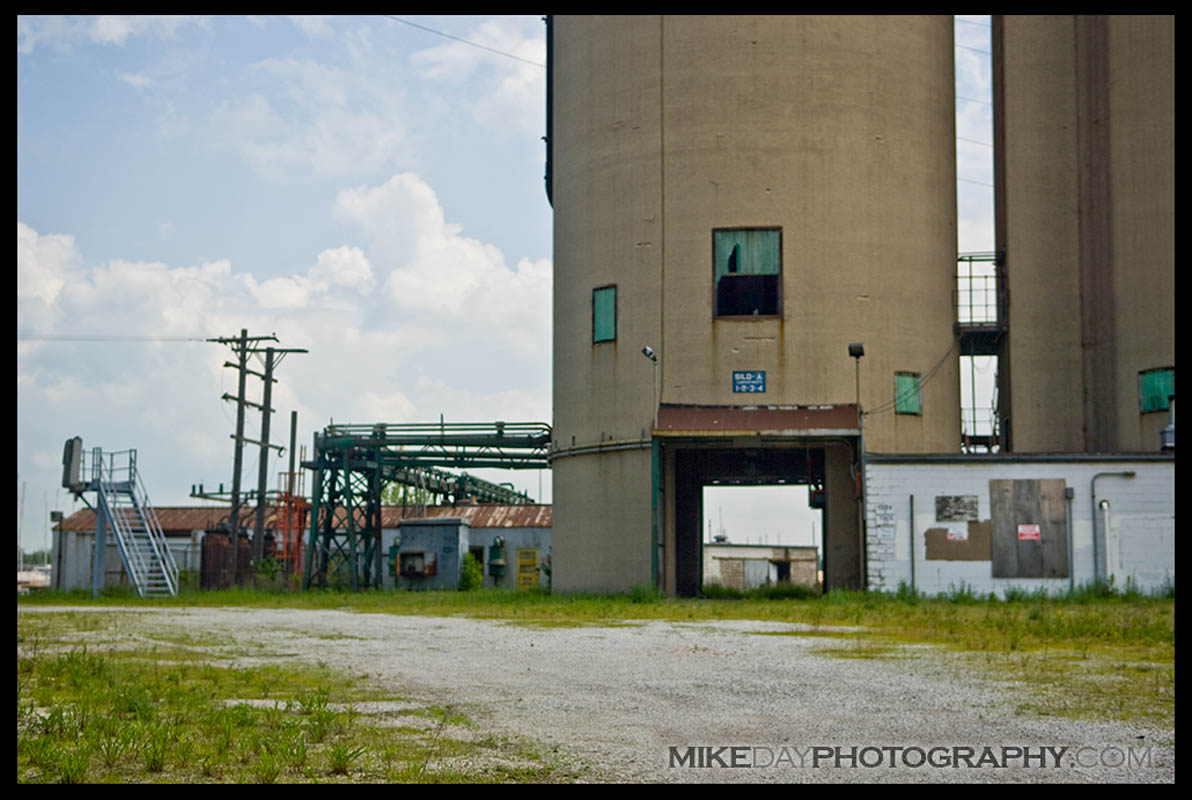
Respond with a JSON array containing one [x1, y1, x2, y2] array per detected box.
[[303, 421, 550, 590]]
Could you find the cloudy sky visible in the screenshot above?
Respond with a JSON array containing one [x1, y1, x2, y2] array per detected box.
[[17, 15, 993, 556]]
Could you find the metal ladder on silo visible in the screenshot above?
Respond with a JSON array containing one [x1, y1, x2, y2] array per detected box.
[[93, 449, 179, 597]]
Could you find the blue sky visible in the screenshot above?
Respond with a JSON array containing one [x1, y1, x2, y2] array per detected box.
[[17, 15, 993, 556]]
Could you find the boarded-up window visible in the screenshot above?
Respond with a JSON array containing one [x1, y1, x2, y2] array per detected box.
[[936, 495, 979, 522], [989, 479, 1069, 578], [894, 372, 922, 415], [714, 229, 781, 317], [1139, 367, 1174, 413], [593, 286, 616, 343]]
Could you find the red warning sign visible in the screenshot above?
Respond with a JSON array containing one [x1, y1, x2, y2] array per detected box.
[[1017, 524, 1041, 541]]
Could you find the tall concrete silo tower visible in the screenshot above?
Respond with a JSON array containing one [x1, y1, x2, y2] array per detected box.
[[992, 15, 1174, 454], [547, 15, 959, 594]]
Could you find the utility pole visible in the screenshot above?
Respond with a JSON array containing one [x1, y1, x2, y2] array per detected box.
[[252, 348, 275, 564], [18, 480, 25, 573], [229, 329, 250, 583], [208, 332, 306, 583], [251, 347, 306, 567], [209, 330, 274, 585]]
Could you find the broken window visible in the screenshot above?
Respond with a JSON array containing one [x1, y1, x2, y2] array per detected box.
[[894, 372, 922, 415], [1139, 367, 1174, 413], [592, 285, 616, 343], [713, 229, 781, 317]]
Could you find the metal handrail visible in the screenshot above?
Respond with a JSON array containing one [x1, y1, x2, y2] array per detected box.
[[92, 448, 178, 597], [134, 468, 179, 595], [95, 460, 153, 596]]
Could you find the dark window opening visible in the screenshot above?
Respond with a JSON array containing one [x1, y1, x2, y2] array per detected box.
[[714, 229, 781, 317]]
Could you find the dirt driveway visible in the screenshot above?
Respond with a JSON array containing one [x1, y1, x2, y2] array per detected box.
[[20, 606, 1174, 783]]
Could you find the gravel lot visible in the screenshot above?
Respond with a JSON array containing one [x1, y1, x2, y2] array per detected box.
[[19, 606, 1175, 783]]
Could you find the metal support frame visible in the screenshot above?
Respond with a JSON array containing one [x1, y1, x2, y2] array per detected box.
[[302, 421, 551, 591]]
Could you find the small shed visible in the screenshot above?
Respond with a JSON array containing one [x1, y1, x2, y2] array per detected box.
[[703, 543, 819, 591]]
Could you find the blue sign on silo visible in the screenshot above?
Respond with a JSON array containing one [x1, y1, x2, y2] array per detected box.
[[732, 371, 766, 393]]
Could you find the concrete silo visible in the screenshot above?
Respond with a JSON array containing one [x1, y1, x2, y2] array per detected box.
[[992, 15, 1174, 454], [547, 16, 959, 594]]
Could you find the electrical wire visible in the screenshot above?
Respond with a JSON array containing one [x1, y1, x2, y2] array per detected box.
[[865, 338, 961, 417], [957, 135, 992, 148], [380, 15, 545, 68], [17, 334, 207, 342]]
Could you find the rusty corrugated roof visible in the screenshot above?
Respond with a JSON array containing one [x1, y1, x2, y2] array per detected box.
[[58, 506, 264, 533], [654, 403, 860, 437], [59, 503, 552, 532], [383, 504, 552, 528]]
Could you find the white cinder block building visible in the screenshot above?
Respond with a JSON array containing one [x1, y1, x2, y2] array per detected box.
[[864, 454, 1174, 596]]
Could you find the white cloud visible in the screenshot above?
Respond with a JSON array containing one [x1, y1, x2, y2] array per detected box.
[[358, 390, 418, 423], [17, 171, 551, 510], [410, 19, 545, 137], [333, 172, 553, 355], [308, 246, 374, 292], [288, 16, 335, 39], [18, 222, 81, 306], [246, 245, 375, 309], [118, 71, 154, 89], [209, 55, 410, 179], [250, 276, 310, 310], [17, 15, 209, 54]]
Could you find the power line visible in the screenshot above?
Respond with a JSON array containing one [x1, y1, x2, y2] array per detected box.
[[380, 15, 545, 68], [958, 177, 995, 188], [957, 135, 993, 147], [18, 334, 207, 342], [866, 339, 961, 417], [956, 43, 992, 56]]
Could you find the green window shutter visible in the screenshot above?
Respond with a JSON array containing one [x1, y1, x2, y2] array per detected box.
[[713, 229, 781, 317], [895, 373, 922, 415], [1139, 368, 1174, 412], [593, 286, 616, 343], [713, 229, 781, 280]]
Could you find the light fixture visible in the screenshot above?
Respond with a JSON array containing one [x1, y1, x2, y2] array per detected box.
[[848, 342, 864, 411], [642, 345, 656, 362]]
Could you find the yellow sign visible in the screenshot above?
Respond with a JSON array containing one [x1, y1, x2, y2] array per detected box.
[[516, 548, 539, 589]]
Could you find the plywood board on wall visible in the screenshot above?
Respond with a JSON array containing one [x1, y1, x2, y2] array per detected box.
[[990, 479, 1069, 578]]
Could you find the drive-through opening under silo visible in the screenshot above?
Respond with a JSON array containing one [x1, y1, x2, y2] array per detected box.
[[654, 404, 864, 596]]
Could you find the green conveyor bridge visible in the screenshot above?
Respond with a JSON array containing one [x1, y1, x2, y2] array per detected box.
[[302, 421, 550, 590]]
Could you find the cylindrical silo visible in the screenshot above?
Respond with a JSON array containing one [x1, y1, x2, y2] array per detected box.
[[549, 16, 959, 593]]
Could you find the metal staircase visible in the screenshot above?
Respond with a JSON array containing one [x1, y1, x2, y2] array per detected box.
[[92, 449, 179, 597]]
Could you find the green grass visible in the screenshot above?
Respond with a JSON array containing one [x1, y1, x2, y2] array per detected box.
[[21, 582, 1174, 660], [16, 613, 583, 784], [20, 581, 1175, 731]]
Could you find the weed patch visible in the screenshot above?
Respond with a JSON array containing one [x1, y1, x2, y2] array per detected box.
[[16, 612, 577, 784]]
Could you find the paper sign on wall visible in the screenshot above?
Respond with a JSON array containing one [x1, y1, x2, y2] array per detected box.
[[1017, 524, 1041, 541]]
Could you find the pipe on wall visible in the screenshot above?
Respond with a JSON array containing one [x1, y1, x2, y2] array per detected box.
[[1065, 486, 1075, 593], [908, 493, 916, 594], [1089, 471, 1134, 583]]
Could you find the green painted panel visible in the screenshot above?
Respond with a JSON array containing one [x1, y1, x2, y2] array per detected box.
[[593, 286, 616, 343], [895, 373, 922, 415], [1139, 368, 1174, 413]]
